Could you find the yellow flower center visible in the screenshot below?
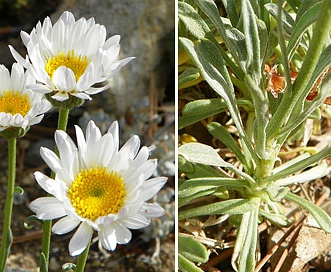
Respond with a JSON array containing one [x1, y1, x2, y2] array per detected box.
[[45, 50, 89, 82], [0, 90, 31, 116], [68, 167, 126, 221]]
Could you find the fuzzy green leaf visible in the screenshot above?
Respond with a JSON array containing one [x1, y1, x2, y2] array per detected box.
[[179, 198, 260, 220], [178, 67, 201, 89], [179, 142, 228, 167], [178, 253, 204, 272], [287, 2, 322, 60], [242, 0, 261, 83], [194, 0, 245, 70], [179, 37, 258, 164], [207, 122, 247, 165], [179, 98, 253, 129], [178, 2, 209, 39], [264, 3, 295, 34], [264, 147, 331, 183], [232, 209, 259, 272], [179, 177, 249, 198], [285, 192, 331, 233], [179, 235, 209, 263]]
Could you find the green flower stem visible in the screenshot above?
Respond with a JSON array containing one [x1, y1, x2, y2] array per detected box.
[[266, 0, 331, 143], [40, 108, 70, 271], [0, 137, 17, 271], [75, 240, 91, 272]]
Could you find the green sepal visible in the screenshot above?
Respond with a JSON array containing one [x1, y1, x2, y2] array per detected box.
[[45, 92, 84, 110], [0, 126, 29, 140]]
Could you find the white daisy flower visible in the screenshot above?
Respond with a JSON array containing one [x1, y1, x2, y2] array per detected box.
[[9, 11, 134, 102], [0, 62, 51, 134], [29, 120, 167, 256]]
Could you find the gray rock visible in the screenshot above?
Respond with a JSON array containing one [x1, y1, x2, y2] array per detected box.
[[52, 0, 175, 116]]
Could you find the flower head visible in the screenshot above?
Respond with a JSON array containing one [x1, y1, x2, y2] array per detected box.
[[0, 62, 51, 137], [9, 11, 134, 104], [30, 120, 167, 256]]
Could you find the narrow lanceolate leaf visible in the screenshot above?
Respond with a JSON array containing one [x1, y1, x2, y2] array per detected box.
[[178, 177, 250, 197], [285, 192, 331, 233], [207, 122, 247, 165], [241, 0, 261, 83], [178, 142, 228, 167], [179, 98, 253, 130], [179, 99, 228, 129], [264, 3, 295, 34], [179, 177, 250, 198], [244, 75, 269, 159], [178, 67, 201, 90], [194, 0, 247, 71], [178, 253, 204, 272], [280, 73, 331, 138], [287, 2, 322, 60], [231, 208, 259, 272], [179, 141, 257, 185], [225, 27, 248, 71], [179, 198, 260, 220], [221, 0, 239, 27], [264, 146, 331, 183], [178, 1, 210, 39], [178, 235, 209, 263], [179, 37, 258, 165]]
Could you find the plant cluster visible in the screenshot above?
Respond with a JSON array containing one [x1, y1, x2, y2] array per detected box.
[[178, 0, 331, 271]]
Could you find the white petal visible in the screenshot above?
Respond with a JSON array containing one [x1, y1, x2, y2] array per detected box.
[[119, 214, 149, 229], [96, 133, 115, 167], [30, 197, 66, 220], [107, 121, 119, 152], [29, 197, 57, 213], [120, 135, 140, 160], [104, 35, 121, 49], [99, 225, 117, 251], [54, 130, 77, 175], [0, 65, 10, 91], [52, 216, 81, 234], [28, 83, 52, 94], [69, 222, 93, 256], [140, 177, 168, 201], [8, 45, 28, 67], [75, 124, 87, 156], [51, 92, 69, 101], [34, 171, 64, 201], [112, 221, 132, 244], [84, 84, 110, 96], [28, 115, 44, 126], [40, 147, 62, 173], [52, 66, 76, 90], [71, 92, 91, 100], [86, 120, 102, 143], [125, 159, 157, 184], [139, 203, 165, 219], [110, 136, 140, 170]]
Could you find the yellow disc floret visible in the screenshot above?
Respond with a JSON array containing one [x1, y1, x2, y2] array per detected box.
[[0, 90, 31, 116], [68, 167, 126, 221], [45, 50, 89, 82]]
